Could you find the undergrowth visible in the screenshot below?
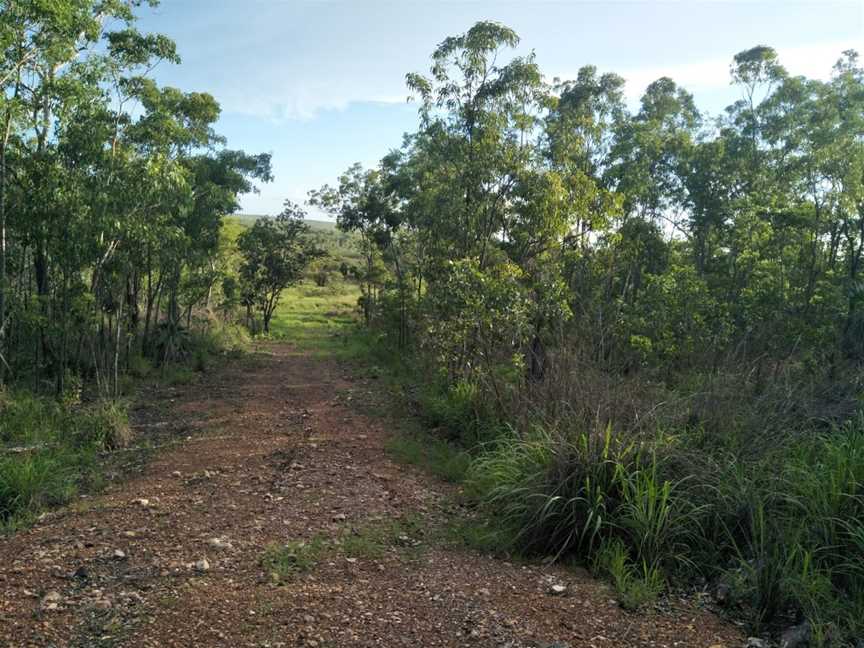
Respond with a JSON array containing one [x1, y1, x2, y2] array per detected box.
[[0, 393, 130, 530], [0, 318, 248, 532], [351, 324, 864, 645]]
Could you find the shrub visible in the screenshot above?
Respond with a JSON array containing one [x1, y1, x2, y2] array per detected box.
[[261, 537, 326, 582], [593, 538, 664, 611], [0, 393, 122, 527]]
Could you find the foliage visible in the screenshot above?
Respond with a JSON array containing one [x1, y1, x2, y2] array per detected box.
[[236, 202, 324, 333], [0, 392, 131, 528], [0, 1, 272, 396], [321, 21, 864, 642]]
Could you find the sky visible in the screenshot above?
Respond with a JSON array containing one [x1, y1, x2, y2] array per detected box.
[[135, 0, 863, 217]]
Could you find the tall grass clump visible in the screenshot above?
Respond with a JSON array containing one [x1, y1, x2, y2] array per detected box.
[[417, 379, 506, 446], [466, 424, 692, 577], [0, 391, 132, 529], [460, 409, 864, 640]]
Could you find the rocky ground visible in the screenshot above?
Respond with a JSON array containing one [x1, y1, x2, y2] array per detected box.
[[0, 343, 745, 647]]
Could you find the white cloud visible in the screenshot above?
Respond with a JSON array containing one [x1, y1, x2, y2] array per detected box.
[[552, 39, 860, 105]]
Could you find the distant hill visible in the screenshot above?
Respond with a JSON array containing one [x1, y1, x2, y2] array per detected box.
[[231, 214, 338, 232]]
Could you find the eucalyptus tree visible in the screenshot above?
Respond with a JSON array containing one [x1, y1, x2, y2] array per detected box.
[[0, 1, 273, 393], [405, 21, 545, 268], [310, 163, 400, 326], [237, 202, 324, 334]]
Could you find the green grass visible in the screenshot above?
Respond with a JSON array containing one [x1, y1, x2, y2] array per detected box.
[[385, 432, 472, 484], [268, 279, 363, 356], [0, 393, 131, 530], [593, 537, 664, 611], [339, 514, 428, 561], [261, 515, 429, 583], [261, 536, 327, 582]]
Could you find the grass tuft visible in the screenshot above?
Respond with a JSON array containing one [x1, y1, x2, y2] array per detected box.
[[260, 536, 326, 582]]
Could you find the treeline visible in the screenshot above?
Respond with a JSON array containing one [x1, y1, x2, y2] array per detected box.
[[0, 1, 272, 397], [314, 23, 864, 643]]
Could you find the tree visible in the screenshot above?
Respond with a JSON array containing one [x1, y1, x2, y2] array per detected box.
[[309, 163, 399, 326], [237, 202, 324, 333], [0, 1, 271, 392]]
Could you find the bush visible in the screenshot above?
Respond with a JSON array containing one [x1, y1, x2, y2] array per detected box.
[[593, 538, 664, 611], [0, 392, 124, 528], [313, 269, 330, 287], [460, 409, 864, 641]]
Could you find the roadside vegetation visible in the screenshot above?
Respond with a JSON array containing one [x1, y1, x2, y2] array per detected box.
[[0, 3, 322, 530], [311, 22, 864, 646]]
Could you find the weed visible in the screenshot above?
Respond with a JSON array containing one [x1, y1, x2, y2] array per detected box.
[[0, 392, 128, 529], [385, 433, 471, 483], [260, 536, 326, 582], [593, 538, 664, 611]]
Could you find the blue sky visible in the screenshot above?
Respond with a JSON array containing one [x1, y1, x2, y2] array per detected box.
[[136, 1, 863, 216]]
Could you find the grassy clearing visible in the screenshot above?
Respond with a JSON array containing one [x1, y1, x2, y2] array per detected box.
[[268, 279, 363, 357]]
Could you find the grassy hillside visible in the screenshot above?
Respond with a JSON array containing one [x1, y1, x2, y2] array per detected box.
[[232, 213, 338, 232]]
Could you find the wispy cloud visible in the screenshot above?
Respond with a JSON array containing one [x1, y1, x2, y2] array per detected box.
[[596, 39, 860, 103], [220, 39, 859, 121]]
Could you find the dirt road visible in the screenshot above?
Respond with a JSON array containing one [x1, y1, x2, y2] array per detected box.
[[0, 344, 742, 647]]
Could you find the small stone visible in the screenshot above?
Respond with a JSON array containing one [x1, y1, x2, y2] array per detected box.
[[548, 584, 568, 596], [780, 622, 811, 648], [207, 537, 232, 551], [133, 498, 150, 508], [194, 558, 210, 572], [746, 639, 766, 648], [171, 471, 182, 478], [303, 614, 315, 624], [72, 566, 89, 580], [93, 598, 112, 610], [332, 513, 347, 522], [40, 591, 62, 610], [478, 588, 491, 597], [112, 549, 127, 560]]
